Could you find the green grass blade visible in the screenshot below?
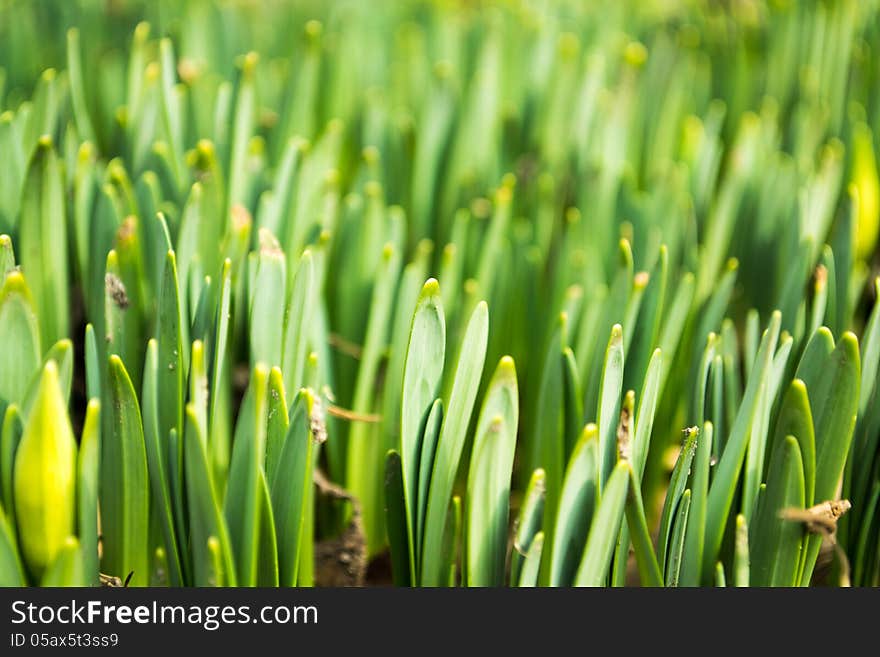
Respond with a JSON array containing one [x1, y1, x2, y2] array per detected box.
[[184, 404, 237, 586], [224, 364, 269, 586], [188, 340, 209, 447], [265, 367, 289, 489], [400, 278, 445, 583], [549, 424, 599, 586], [249, 231, 286, 368], [632, 349, 662, 482], [703, 310, 781, 577], [0, 503, 25, 585], [534, 312, 567, 583], [415, 399, 443, 566], [597, 324, 624, 489], [65, 28, 95, 153], [852, 482, 880, 586], [208, 259, 233, 491], [0, 405, 22, 529], [574, 461, 630, 586], [625, 246, 667, 395], [657, 427, 698, 568], [378, 242, 433, 483], [227, 52, 258, 212], [422, 300, 488, 585], [384, 449, 411, 586], [664, 489, 691, 587], [446, 495, 462, 586], [796, 330, 860, 583], [772, 380, 816, 507], [40, 537, 86, 587], [858, 277, 880, 419], [84, 323, 100, 401], [21, 338, 73, 418], [157, 250, 184, 453], [624, 463, 663, 587], [282, 249, 315, 404], [256, 469, 279, 586], [0, 271, 41, 411], [562, 347, 583, 459], [800, 331, 860, 502], [346, 243, 400, 555], [517, 531, 545, 587], [19, 136, 68, 346], [270, 389, 316, 586], [734, 513, 749, 587], [0, 234, 14, 276], [680, 422, 713, 586], [750, 436, 806, 586], [102, 356, 149, 586], [715, 562, 726, 587], [743, 333, 793, 520], [658, 272, 695, 388], [466, 356, 518, 586], [77, 400, 100, 586], [509, 468, 546, 586], [400, 279, 446, 580]]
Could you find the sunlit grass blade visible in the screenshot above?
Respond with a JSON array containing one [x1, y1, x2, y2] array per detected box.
[[265, 367, 288, 489], [517, 531, 544, 587], [657, 427, 698, 568], [734, 513, 749, 587], [665, 489, 691, 587], [400, 279, 445, 582], [422, 300, 488, 586], [509, 468, 545, 587], [680, 422, 713, 586], [84, 323, 100, 401], [597, 324, 624, 489], [466, 356, 518, 586], [549, 424, 598, 586]]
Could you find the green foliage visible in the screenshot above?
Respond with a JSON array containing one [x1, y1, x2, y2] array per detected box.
[[0, 0, 878, 587]]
